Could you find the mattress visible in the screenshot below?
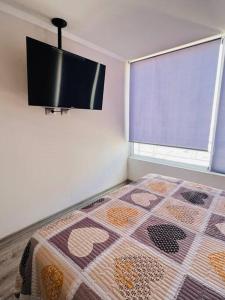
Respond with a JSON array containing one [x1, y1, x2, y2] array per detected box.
[[16, 174, 225, 299]]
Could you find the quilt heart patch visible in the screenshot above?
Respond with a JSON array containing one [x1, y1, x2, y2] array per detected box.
[[208, 251, 225, 282], [147, 224, 186, 253], [131, 193, 157, 207], [147, 182, 169, 193], [166, 205, 199, 224], [68, 227, 109, 257], [41, 265, 63, 300], [114, 255, 164, 297], [107, 207, 139, 227], [181, 191, 208, 205], [215, 222, 225, 235]]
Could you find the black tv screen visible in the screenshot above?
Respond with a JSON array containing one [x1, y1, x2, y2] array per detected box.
[[26, 37, 106, 109]]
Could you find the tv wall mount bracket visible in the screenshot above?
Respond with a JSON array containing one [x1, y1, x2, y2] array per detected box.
[[45, 17, 68, 115], [52, 18, 67, 50]]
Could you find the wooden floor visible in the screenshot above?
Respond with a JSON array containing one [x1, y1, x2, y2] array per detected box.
[[0, 235, 32, 299], [0, 181, 127, 300]]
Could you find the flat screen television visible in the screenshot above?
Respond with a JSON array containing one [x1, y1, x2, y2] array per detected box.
[[26, 37, 106, 109]]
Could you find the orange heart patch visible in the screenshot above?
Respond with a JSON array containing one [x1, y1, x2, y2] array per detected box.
[[107, 207, 139, 227], [208, 251, 225, 282]]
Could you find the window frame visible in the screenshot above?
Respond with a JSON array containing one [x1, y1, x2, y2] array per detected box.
[[128, 34, 225, 172]]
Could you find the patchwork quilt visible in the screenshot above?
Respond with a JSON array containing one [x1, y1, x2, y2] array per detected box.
[[16, 174, 225, 299]]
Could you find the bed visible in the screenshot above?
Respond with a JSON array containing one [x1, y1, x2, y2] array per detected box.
[[15, 173, 225, 299]]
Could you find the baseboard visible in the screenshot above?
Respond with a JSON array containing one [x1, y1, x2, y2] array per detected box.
[[0, 180, 130, 250]]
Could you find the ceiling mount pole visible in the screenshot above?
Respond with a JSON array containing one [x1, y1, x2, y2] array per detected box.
[[58, 26, 62, 49], [51, 18, 67, 49]]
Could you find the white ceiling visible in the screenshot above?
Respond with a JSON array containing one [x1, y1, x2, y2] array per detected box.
[[2, 0, 225, 59]]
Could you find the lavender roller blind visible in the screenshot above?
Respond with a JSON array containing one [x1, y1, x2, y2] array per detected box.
[[129, 40, 220, 150], [211, 62, 225, 173]]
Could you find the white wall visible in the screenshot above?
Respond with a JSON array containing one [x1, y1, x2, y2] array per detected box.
[[0, 11, 128, 239], [128, 157, 225, 189]]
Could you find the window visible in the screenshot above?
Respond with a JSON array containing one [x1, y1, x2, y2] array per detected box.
[[133, 143, 210, 167], [129, 37, 225, 172]]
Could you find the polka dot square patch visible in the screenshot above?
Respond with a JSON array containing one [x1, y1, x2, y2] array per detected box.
[[131, 215, 195, 264], [154, 197, 208, 232], [91, 199, 147, 233], [172, 186, 214, 209], [87, 239, 180, 300]]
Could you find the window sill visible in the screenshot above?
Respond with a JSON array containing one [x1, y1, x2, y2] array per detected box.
[[129, 154, 225, 178]]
